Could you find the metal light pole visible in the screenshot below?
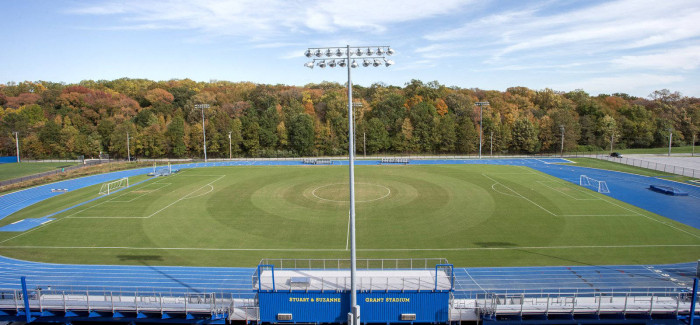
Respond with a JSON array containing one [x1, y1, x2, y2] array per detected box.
[[668, 128, 673, 157], [693, 134, 696, 157], [195, 103, 210, 162], [228, 131, 232, 159], [305, 45, 394, 325], [490, 131, 493, 156], [560, 125, 565, 157], [126, 132, 131, 161], [13, 132, 20, 163], [610, 133, 614, 153], [475, 102, 489, 159]]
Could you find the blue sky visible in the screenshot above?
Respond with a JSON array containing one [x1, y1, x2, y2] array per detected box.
[[1, 0, 699, 97]]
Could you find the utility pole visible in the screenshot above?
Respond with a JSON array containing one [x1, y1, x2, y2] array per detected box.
[[475, 102, 489, 159], [490, 131, 493, 156], [195, 104, 210, 162], [228, 131, 232, 159], [126, 132, 131, 161], [668, 128, 673, 157], [560, 125, 565, 157], [13, 132, 20, 163]]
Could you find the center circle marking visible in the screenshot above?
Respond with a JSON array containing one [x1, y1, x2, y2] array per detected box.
[[311, 183, 391, 203]]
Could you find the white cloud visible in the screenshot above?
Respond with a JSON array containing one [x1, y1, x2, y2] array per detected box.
[[611, 46, 700, 71], [68, 0, 470, 38]]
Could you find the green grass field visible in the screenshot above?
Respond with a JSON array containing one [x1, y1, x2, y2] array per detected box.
[[0, 164, 698, 267], [0, 162, 78, 181]]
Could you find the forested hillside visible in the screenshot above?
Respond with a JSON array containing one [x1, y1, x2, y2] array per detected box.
[[1, 79, 698, 159]]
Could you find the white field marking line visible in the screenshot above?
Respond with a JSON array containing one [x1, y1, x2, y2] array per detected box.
[[182, 184, 214, 200], [79, 175, 225, 219], [0, 218, 67, 245], [311, 183, 391, 203], [558, 214, 637, 217], [68, 173, 218, 219], [109, 184, 171, 203], [535, 180, 600, 201], [463, 269, 486, 293], [2, 244, 698, 251], [140, 175, 225, 219], [596, 193, 700, 239], [530, 172, 700, 238], [490, 183, 521, 198], [482, 174, 557, 216]]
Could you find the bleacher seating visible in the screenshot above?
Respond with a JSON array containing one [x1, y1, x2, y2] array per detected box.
[[381, 158, 410, 165]]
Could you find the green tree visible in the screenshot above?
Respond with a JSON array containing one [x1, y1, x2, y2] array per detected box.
[[289, 114, 315, 156]]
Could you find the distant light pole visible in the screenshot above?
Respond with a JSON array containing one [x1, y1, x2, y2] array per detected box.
[[610, 133, 614, 154], [693, 134, 696, 157], [228, 131, 232, 159], [195, 103, 210, 162], [490, 131, 493, 156], [475, 102, 489, 158], [13, 132, 20, 163], [304, 45, 394, 325], [560, 125, 565, 157], [126, 132, 132, 161], [668, 128, 673, 157]]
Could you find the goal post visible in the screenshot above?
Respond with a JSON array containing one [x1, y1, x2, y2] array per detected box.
[[579, 175, 610, 194], [99, 177, 129, 195]]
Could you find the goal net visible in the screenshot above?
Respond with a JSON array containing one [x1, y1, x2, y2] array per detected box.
[[149, 162, 173, 176], [99, 177, 129, 195], [579, 175, 610, 193]]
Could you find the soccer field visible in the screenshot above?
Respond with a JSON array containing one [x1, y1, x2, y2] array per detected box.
[[0, 164, 698, 267]]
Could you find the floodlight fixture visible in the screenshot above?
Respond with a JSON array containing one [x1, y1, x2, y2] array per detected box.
[[366, 47, 374, 56], [338, 59, 347, 67], [335, 49, 344, 57], [355, 48, 363, 56], [362, 59, 371, 67], [376, 48, 384, 55], [304, 62, 314, 69], [317, 60, 326, 68], [373, 59, 381, 67], [325, 49, 333, 57], [314, 49, 322, 57], [351, 59, 358, 68], [386, 47, 395, 55], [328, 59, 337, 68], [304, 49, 312, 58], [384, 59, 394, 67]]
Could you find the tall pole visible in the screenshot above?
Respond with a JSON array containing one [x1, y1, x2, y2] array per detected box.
[[363, 132, 366, 159], [475, 102, 489, 159], [228, 131, 232, 159], [346, 45, 358, 322], [610, 134, 614, 153], [668, 128, 673, 157], [196, 104, 210, 162], [560, 125, 565, 157], [490, 131, 493, 156], [13, 132, 20, 163], [127, 132, 131, 161], [693, 134, 696, 157]]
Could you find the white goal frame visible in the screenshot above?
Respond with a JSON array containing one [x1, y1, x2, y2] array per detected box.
[[99, 177, 129, 195], [579, 175, 610, 193]]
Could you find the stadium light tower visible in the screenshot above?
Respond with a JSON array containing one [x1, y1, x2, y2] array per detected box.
[[126, 132, 132, 162], [304, 45, 394, 325], [228, 131, 232, 159], [475, 102, 489, 159], [195, 103, 210, 162]]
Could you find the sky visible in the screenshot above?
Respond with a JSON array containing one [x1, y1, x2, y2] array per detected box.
[[1, 0, 699, 97]]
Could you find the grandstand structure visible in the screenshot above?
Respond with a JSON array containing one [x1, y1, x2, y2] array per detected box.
[[0, 158, 698, 324]]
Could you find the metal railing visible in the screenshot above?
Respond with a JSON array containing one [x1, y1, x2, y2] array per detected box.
[[258, 258, 449, 270], [597, 155, 700, 178]]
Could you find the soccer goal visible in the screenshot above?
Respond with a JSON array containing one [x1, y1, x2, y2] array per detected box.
[[579, 175, 610, 193], [149, 162, 173, 176], [99, 177, 129, 195]]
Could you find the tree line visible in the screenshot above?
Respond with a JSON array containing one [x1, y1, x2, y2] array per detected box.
[[1, 79, 698, 159]]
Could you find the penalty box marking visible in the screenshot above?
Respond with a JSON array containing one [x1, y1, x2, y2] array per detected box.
[[69, 175, 225, 219], [484, 174, 636, 217]]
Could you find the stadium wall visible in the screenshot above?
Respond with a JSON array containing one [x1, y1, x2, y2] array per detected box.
[[0, 156, 17, 163]]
